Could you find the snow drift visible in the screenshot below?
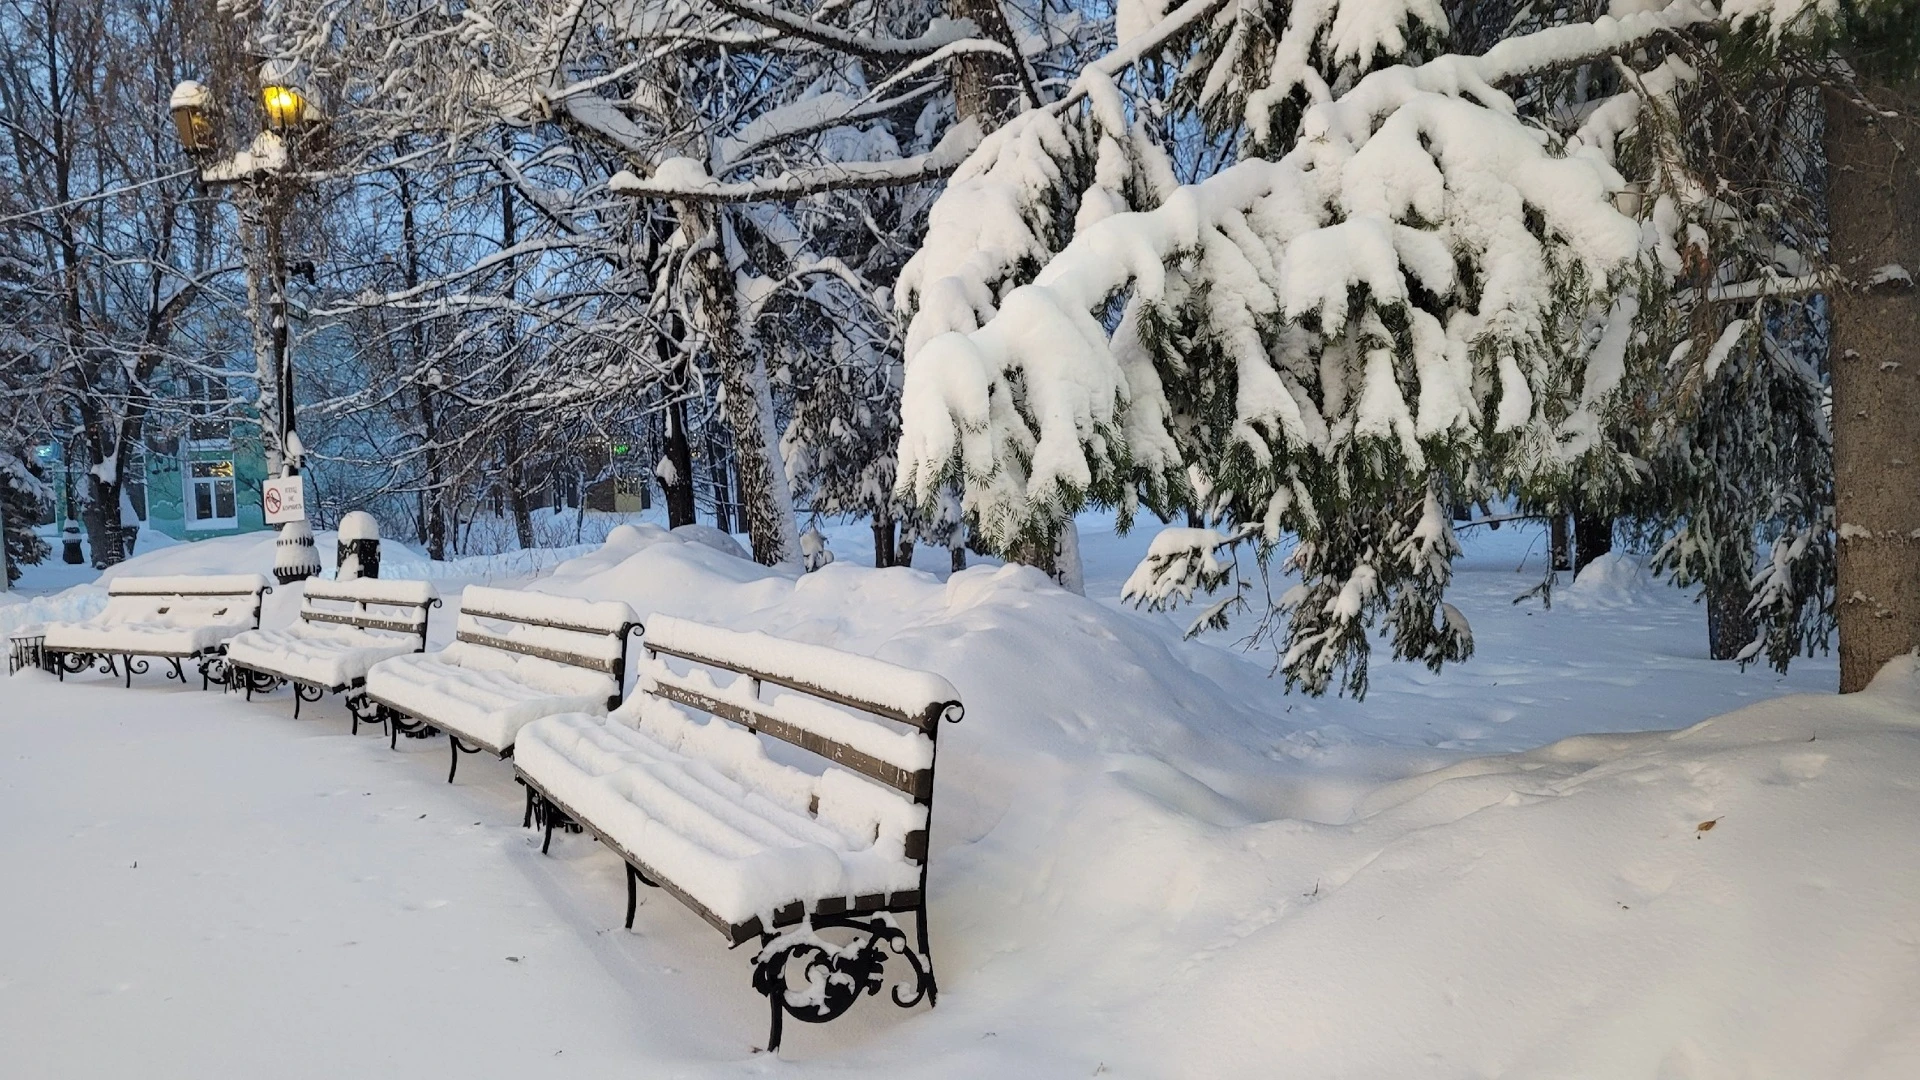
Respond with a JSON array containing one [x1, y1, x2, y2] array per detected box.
[[3, 521, 1912, 1076]]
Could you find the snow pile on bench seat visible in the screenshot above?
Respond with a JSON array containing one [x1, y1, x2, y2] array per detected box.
[[639, 648, 934, 773], [43, 590, 262, 656], [518, 696, 927, 928], [302, 577, 435, 607], [644, 614, 960, 723], [365, 642, 617, 752], [106, 573, 268, 597], [459, 585, 634, 634], [226, 623, 420, 689]]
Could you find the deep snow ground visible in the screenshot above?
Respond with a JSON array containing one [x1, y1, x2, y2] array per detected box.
[[6, 516, 1913, 1077]]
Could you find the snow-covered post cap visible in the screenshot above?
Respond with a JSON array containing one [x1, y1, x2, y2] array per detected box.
[[275, 517, 321, 584], [169, 80, 212, 110], [336, 511, 380, 581]]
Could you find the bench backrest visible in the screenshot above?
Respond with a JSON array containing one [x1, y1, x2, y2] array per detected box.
[[455, 585, 640, 708], [104, 574, 271, 627], [300, 577, 439, 642], [638, 615, 964, 864]]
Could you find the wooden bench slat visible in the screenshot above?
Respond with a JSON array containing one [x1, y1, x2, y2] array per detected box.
[[302, 610, 428, 635], [645, 641, 946, 732], [649, 681, 933, 802], [455, 629, 622, 675], [110, 588, 264, 598], [463, 608, 634, 638]]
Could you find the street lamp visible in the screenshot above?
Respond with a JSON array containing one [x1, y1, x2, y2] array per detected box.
[[261, 82, 317, 135], [169, 62, 323, 585], [169, 80, 219, 154]]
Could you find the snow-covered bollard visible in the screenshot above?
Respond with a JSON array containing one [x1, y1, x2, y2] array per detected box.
[[336, 511, 380, 581], [799, 526, 834, 572], [274, 518, 321, 585]]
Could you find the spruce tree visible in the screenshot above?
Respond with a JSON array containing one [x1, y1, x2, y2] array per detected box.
[[897, 2, 1710, 695], [1726, 0, 1920, 688], [2, 451, 51, 586]]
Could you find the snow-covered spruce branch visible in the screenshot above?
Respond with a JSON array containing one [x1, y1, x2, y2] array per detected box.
[[899, 4, 1715, 532], [886, 1, 1725, 693], [1691, 270, 1837, 303]]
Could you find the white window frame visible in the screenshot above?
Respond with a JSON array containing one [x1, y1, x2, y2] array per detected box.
[[183, 459, 239, 531]]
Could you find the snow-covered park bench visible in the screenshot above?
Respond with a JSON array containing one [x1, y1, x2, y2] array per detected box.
[[42, 574, 271, 688], [512, 615, 965, 1052], [224, 577, 441, 719], [362, 586, 641, 783]]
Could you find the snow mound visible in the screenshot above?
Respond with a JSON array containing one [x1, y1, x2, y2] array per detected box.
[[670, 523, 748, 561], [1140, 660, 1920, 1076], [1562, 550, 1655, 609], [0, 586, 107, 638], [99, 530, 330, 583], [504, 537, 1920, 1074]]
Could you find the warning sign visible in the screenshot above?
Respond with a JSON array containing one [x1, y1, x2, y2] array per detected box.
[[263, 475, 306, 525]]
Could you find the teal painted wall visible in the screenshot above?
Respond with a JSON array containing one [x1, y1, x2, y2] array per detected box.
[[145, 423, 271, 542]]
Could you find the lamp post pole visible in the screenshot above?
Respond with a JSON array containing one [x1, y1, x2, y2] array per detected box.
[[170, 71, 320, 583], [260, 178, 296, 470]]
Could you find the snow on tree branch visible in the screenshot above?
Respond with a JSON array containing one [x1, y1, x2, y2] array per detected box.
[[608, 121, 984, 203]]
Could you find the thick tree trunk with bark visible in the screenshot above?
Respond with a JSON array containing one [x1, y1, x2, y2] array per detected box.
[[1550, 513, 1572, 572], [1826, 82, 1920, 692], [948, 0, 1025, 127], [684, 204, 797, 565], [1573, 510, 1613, 575], [872, 508, 896, 568]]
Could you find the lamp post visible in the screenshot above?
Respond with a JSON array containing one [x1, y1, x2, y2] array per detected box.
[[169, 67, 322, 584]]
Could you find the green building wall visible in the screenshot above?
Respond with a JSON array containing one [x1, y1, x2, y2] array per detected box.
[[144, 423, 271, 542]]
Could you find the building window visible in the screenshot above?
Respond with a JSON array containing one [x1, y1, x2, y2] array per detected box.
[[186, 460, 237, 529]]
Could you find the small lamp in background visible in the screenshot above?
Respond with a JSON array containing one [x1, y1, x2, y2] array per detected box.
[[168, 80, 218, 156]]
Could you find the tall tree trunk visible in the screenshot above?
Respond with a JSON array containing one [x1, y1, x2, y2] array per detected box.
[[872, 506, 896, 568], [948, 0, 1027, 127], [1055, 519, 1085, 595], [399, 161, 445, 561], [420, 399, 446, 561], [1549, 513, 1572, 572], [1706, 576, 1758, 662], [940, 0, 1027, 575], [706, 426, 734, 534], [662, 389, 697, 528], [499, 153, 535, 552], [683, 203, 797, 565], [508, 465, 535, 549], [1573, 510, 1613, 575], [1826, 81, 1920, 692]]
